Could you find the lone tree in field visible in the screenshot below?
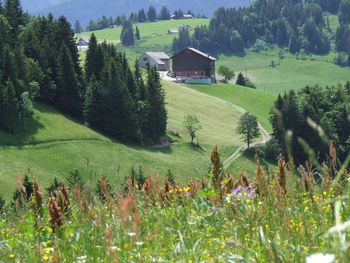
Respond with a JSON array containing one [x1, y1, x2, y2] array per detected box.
[[135, 26, 140, 40], [184, 115, 202, 144], [236, 112, 260, 149], [218, 65, 235, 83], [120, 20, 134, 46], [236, 72, 246, 86]]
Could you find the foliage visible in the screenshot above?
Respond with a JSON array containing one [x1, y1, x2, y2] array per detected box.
[[135, 26, 140, 40], [0, 146, 349, 261], [270, 84, 350, 164], [236, 112, 260, 149], [183, 115, 202, 144], [120, 20, 135, 46], [174, 0, 341, 55], [218, 65, 235, 83], [236, 72, 246, 86]]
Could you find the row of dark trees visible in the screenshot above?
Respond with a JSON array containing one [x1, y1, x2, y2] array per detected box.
[[84, 35, 167, 143], [270, 83, 350, 165], [0, 0, 167, 144], [173, 0, 350, 57], [86, 6, 200, 32]]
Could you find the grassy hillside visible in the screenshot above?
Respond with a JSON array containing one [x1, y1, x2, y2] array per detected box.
[[217, 49, 350, 94], [0, 81, 246, 199], [0, 150, 347, 262], [0, 103, 109, 146], [187, 83, 276, 133], [82, 19, 350, 94], [80, 19, 209, 61]]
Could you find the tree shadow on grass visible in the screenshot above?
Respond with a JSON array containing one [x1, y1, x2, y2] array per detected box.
[[0, 117, 45, 147]]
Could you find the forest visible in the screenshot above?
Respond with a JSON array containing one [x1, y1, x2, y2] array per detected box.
[[270, 82, 350, 165], [173, 0, 350, 63], [0, 0, 167, 144]]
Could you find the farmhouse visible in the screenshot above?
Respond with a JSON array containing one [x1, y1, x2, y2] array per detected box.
[[138, 52, 170, 71], [172, 47, 216, 84]]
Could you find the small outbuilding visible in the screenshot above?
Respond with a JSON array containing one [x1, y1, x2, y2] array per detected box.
[[138, 52, 171, 71], [171, 47, 216, 84]]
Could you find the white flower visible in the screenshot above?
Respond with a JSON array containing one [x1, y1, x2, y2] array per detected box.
[[306, 253, 335, 263]]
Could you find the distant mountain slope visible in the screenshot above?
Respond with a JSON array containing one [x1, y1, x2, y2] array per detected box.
[[21, 0, 252, 25], [21, 0, 69, 13]]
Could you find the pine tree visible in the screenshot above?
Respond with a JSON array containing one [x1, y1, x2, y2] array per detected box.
[[147, 6, 157, 22], [74, 20, 82, 34], [135, 26, 140, 40], [56, 43, 82, 118], [85, 34, 98, 81], [145, 67, 167, 142], [134, 62, 147, 101], [236, 73, 246, 86], [160, 6, 171, 20], [4, 0, 24, 42], [84, 77, 102, 129], [137, 9, 147, 23], [55, 16, 83, 86], [120, 20, 134, 46], [0, 81, 19, 133]]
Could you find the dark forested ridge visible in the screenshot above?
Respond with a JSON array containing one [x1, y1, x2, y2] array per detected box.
[[0, 0, 167, 144], [173, 0, 350, 60], [21, 0, 251, 25]]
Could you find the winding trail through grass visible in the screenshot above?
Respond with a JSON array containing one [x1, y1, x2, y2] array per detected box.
[[163, 81, 271, 169]]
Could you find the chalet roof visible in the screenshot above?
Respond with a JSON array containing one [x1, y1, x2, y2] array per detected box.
[[172, 47, 216, 61], [145, 52, 170, 65]]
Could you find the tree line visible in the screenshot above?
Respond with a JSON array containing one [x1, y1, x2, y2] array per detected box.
[[84, 34, 167, 143], [173, 0, 350, 63], [270, 82, 350, 165], [85, 6, 201, 32], [0, 0, 167, 144]]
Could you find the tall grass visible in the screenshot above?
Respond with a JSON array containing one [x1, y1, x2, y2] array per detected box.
[[0, 145, 349, 262]]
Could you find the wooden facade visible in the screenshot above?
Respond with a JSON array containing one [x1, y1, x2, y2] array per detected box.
[[171, 48, 216, 83]]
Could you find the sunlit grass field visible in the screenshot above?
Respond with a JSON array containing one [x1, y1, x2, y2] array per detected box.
[[217, 49, 350, 94], [0, 81, 246, 200], [0, 146, 348, 262]]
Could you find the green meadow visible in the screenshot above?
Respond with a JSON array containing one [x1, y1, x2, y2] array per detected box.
[[217, 49, 350, 94], [80, 19, 209, 62], [0, 81, 247, 199]]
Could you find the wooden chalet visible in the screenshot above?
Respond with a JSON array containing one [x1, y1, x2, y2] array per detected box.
[[171, 47, 216, 84]]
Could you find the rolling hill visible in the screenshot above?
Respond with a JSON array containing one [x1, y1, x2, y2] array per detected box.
[[0, 81, 252, 199], [81, 18, 350, 94], [22, 0, 252, 25]]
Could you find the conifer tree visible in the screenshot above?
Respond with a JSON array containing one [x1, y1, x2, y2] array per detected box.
[[84, 77, 102, 129], [137, 9, 147, 23], [0, 81, 19, 132], [145, 67, 167, 142], [85, 34, 98, 81], [4, 0, 24, 42], [120, 20, 134, 46], [55, 16, 83, 86], [135, 26, 140, 40], [160, 6, 171, 20], [56, 43, 82, 117], [147, 6, 157, 22], [236, 73, 246, 86]]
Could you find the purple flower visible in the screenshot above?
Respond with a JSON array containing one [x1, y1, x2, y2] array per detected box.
[[231, 185, 255, 200]]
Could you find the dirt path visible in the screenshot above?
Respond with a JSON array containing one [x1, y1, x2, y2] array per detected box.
[[162, 81, 271, 170]]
